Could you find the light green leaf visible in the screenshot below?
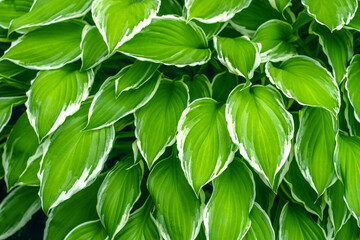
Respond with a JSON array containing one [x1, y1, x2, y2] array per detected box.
[[2, 113, 39, 190], [86, 71, 161, 130], [284, 160, 325, 218], [183, 74, 212, 102], [92, 0, 161, 52], [268, 0, 291, 13], [211, 71, 238, 103], [310, 22, 353, 84], [26, 66, 93, 140], [334, 132, 360, 225], [114, 197, 160, 240], [80, 25, 108, 70], [214, 36, 260, 80], [2, 21, 85, 70], [204, 158, 255, 240], [295, 107, 337, 196], [335, 217, 360, 240], [147, 154, 204, 240], [64, 220, 108, 240], [0, 0, 32, 29], [325, 180, 351, 234], [0, 96, 26, 133], [118, 16, 211, 67], [177, 98, 236, 194], [193, 21, 227, 40], [185, 0, 251, 23], [230, 0, 283, 36], [97, 159, 143, 239], [343, 86, 360, 136], [226, 84, 294, 189], [39, 100, 115, 214], [44, 175, 104, 240], [252, 19, 297, 62], [9, 0, 92, 33], [279, 203, 326, 239], [115, 60, 160, 97], [301, 0, 357, 31], [135, 80, 188, 168], [346, 7, 360, 31], [0, 186, 41, 239], [17, 155, 41, 187], [346, 55, 360, 122], [265, 55, 341, 115], [243, 203, 275, 240]]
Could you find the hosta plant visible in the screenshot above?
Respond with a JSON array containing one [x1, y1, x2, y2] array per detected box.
[[1, 0, 360, 239]]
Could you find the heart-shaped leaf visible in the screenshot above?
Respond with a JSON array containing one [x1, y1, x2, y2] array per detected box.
[[302, 0, 357, 31], [97, 158, 143, 239], [204, 158, 255, 239], [0, 0, 32, 29], [64, 220, 108, 240], [183, 74, 212, 102], [117, 16, 211, 67], [2, 21, 85, 70], [147, 154, 204, 240], [26, 66, 93, 140], [243, 203, 275, 240], [295, 107, 337, 196], [185, 0, 251, 23], [135, 79, 188, 168], [266, 55, 341, 115], [211, 72, 239, 103], [92, 0, 161, 52], [334, 132, 360, 225], [177, 98, 237, 194], [214, 36, 260, 80], [39, 100, 115, 214], [9, 0, 92, 33], [0, 96, 26, 133], [226, 84, 294, 189], [346, 55, 360, 122], [86, 71, 161, 130]]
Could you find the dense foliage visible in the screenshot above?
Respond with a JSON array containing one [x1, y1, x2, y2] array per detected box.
[[1, 0, 360, 239]]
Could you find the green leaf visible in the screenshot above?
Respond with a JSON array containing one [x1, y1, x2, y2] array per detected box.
[[193, 21, 227, 40], [295, 107, 337, 196], [117, 16, 211, 67], [114, 197, 160, 240], [243, 203, 275, 240], [80, 25, 108, 70], [310, 22, 353, 84], [214, 36, 260, 80], [284, 160, 325, 218], [177, 98, 236, 194], [211, 72, 238, 103], [0, 0, 32, 29], [279, 203, 326, 239], [335, 217, 360, 240], [2, 21, 85, 70], [265, 56, 341, 115], [86, 71, 161, 130], [0, 60, 27, 78], [92, 0, 161, 52], [8, 0, 92, 33], [325, 180, 351, 234], [185, 0, 251, 23], [343, 86, 360, 136], [44, 175, 104, 240], [17, 155, 41, 187], [64, 220, 108, 240], [252, 19, 297, 62], [183, 74, 212, 102], [301, 0, 357, 31], [115, 60, 160, 97], [26, 66, 94, 140], [3, 113, 39, 190], [230, 0, 283, 36], [135, 80, 188, 168], [39, 100, 115, 214], [147, 154, 204, 240], [0, 96, 26, 133], [334, 132, 360, 225], [268, 0, 291, 13], [204, 158, 255, 239], [226, 85, 294, 189], [346, 55, 360, 122], [0, 186, 41, 239], [159, 0, 182, 16], [97, 159, 143, 239]]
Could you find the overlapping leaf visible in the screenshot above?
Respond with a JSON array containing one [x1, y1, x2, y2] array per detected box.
[[346, 55, 360, 121], [64, 220, 108, 240], [0, 96, 26, 133], [243, 203, 275, 240], [0, 0, 32, 29]]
